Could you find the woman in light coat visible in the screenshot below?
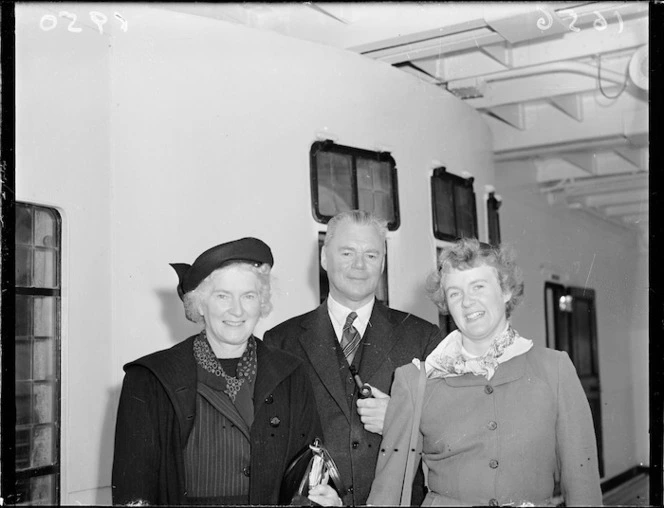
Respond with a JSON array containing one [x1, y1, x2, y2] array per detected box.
[[367, 238, 602, 506]]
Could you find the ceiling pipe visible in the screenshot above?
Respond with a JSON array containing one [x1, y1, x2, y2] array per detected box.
[[539, 172, 648, 196], [446, 60, 626, 89]]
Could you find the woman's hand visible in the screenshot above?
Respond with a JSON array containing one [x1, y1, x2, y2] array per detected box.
[[308, 484, 342, 506]]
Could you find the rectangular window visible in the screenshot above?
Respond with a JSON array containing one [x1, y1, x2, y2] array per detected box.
[[318, 232, 388, 305], [310, 140, 400, 230], [487, 191, 502, 246], [5, 203, 62, 505], [431, 167, 477, 241]]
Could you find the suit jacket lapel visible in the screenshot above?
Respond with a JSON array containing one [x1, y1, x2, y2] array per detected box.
[[359, 302, 400, 384], [298, 303, 351, 422]]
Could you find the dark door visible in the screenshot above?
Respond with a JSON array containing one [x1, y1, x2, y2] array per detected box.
[[545, 282, 604, 477]]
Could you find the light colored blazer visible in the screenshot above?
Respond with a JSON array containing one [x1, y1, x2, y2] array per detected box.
[[367, 345, 602, 507]]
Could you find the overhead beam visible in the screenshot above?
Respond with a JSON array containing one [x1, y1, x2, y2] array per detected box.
[[367, 29, 504, 65], [484, 104, 526, 130], [430, 15, 646, 84], [353, 18, 487, 54], [603, 203, 647, 217], [539, 172, 648, 197], [549, 94, 583, 122], [576, 189, 649, 208], [394, 62, 444, 85], [490, 93, 646, 154], [305, 4, 351, 24], [621, 212, 648, 224], [484, 4, 567, 43], [613, 146, 646, 170], [623, 107, 649, 147], [560, 152, 597, 175], [573, 204, 641, 232], [479, 42, 513, 68], [495, 135, 626, 162]]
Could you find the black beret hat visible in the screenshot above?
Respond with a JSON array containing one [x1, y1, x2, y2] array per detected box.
[[170, 237, 273, 300]]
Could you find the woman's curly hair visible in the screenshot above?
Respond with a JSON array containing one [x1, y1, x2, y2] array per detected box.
[[183, 261, 273, 324], [426, 238, 524, 318]]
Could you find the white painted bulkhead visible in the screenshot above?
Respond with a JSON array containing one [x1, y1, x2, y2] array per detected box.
[[14, 3, 648, 504]]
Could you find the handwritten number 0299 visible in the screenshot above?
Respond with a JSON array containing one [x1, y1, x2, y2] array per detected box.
[[39, 11, 128, 33]]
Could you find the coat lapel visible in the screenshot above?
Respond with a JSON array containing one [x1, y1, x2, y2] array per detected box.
[[197, 383, 251, 440], [253, 338, 297, 415], [298, 303, 351, 422], [359, 302, 401, 384]]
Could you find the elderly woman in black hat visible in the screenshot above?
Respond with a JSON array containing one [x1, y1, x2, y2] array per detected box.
[[112, 238, 341, 506]]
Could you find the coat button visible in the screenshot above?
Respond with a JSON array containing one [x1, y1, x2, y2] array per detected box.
[[352, 441, 359, 449], [270, 416, 281, 427], [488, 421, 498, 430], [489, 459, 499, 469], [489, 498, 499, 506], [242, 466, 251, 477], [484, 385, 494, 394], [264, 395, 274, 404]]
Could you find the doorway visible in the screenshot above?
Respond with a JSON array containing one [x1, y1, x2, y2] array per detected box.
[[545, 282, 604, 477]]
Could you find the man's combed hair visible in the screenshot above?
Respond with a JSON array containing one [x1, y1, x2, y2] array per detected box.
[[183, 261, 273, 324], [426, 238, 524, 318], [324, 210, 388, 248]]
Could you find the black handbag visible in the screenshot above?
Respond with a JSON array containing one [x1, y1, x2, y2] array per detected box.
[[279, 438, 345, 505]]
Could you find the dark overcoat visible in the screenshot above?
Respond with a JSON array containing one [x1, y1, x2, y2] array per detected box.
[[111, 335, 322, 506], [263, 300, 442, 505]]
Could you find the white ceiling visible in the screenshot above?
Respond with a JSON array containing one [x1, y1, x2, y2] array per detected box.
[[162, 2, 649, 244]]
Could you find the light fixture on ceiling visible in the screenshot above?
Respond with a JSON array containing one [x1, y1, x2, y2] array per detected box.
[[628, 45, 648, 92]]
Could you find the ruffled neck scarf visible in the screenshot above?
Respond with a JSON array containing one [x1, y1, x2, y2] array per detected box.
[[193, 331, 257, 402], [415, 323, 533, 381]]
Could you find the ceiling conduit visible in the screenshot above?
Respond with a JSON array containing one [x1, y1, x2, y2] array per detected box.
[[447, 60, 626, 89]]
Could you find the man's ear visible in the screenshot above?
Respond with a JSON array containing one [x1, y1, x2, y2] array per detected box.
[[321, 247, 328, 272]]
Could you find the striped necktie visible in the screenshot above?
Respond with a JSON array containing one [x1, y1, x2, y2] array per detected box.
[[341, 312, 362, 365]]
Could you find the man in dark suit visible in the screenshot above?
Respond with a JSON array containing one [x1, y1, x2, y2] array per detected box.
[[263, 210, 441, 505]]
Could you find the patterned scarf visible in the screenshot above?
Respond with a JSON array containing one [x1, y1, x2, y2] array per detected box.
[[414, 323, 533, 381], [193, 331, 257, 402]]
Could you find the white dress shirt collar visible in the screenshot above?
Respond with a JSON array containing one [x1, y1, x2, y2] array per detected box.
[[326, 294, 375, 343]]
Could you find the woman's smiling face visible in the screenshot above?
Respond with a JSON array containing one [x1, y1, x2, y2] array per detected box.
[[197, 264, 262, 352], [443, 264, 512, 352]]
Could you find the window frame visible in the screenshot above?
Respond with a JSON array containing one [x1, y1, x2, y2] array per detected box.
[[487, 191, 502, 247], [4, 202, 63, 505], [310, 140, 401, 230], [430, 166, 478, 241]]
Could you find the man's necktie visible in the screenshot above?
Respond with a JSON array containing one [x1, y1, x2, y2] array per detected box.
[[341, 311, 362, 365]]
